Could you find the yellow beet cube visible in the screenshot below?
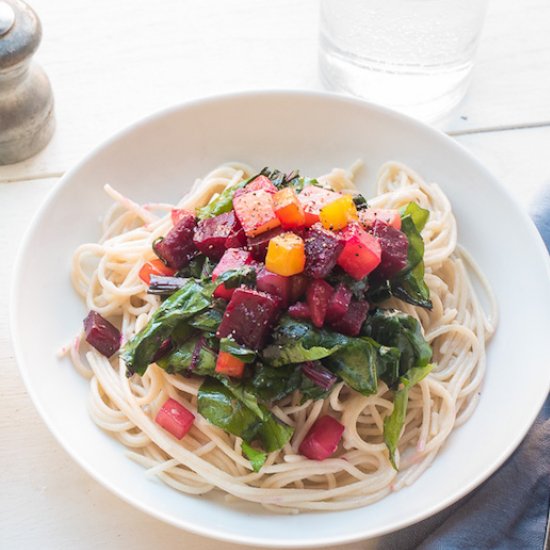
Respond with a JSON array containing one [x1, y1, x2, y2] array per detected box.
[[265, 232, 306, 276], [319, 195, 358, 231]]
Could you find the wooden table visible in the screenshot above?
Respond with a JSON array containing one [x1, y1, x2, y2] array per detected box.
[[2, 1, 549, 548]]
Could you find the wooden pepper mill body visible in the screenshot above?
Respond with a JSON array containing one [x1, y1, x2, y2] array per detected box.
[[0, 0, 54, 165]]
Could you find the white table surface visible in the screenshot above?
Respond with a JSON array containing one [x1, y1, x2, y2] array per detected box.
[[1, 1, 549, 548]]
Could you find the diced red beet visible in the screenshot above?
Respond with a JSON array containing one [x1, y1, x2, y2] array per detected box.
[[256, 267, 290, 307], [225, 224, 247, 249], [299, 415, 344, 460], [216, 288, 281, 350], [154, 212, 197, 269], [212, 248, 255, 300], [83, 310, 121, 358], [171, 208, 194, 226], [288, 301, 311, 320], [155, 398, 195, 439], [325, 283, 353, 323], [288, 273, 309, 303], [304, 223, 345, 279], [306, 279, 333, 328], [371, 219, 409, 279], [337, 222, 382, 280], [329, 299, 369, 336], [245, 175, 278, 194], [247, 226, 285, 261], [233, 190, 280, 237], [193, 211, 244, 260]]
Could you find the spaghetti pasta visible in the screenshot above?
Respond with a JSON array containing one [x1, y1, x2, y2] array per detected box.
[[64, 161, 496, 512]]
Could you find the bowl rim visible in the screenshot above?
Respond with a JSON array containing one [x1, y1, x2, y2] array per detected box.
[[10, 89, 550, 548]]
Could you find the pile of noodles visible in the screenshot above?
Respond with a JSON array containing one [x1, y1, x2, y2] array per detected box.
[[63, 161, 496, 513]]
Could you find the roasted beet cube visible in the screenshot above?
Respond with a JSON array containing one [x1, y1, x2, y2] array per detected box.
[[193, 211, 243, 260], [288, 273, 309, 303], [299, 415, 344, 460], [216, 288, 281, 350], [325, 283, 353, 323], [306, 279, 333, 328], [298, 186, 342, 227], [154, 212, 197, 269], [233, 189, 280, 237], [225, 224, 247, 249], [247, 226, 285, 261], [244, 175, 278, 194], [83, 310, 121, 358], [329, 300, 369, 336], [337, 222, 382, 280], [212, 248, 255, 300], [155, 398, 195, 439], [171, 208, 194, 226], [371, 219, 409, 279], [288, 301, 311, 320], [256, 267, 290, 307], [304, 223, 345, 279]]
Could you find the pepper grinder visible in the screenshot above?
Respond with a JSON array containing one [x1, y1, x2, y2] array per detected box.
[[0, 0, 54, 165]]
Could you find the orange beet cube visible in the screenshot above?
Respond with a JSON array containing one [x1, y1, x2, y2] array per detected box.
[[298, 185, 342, 227], [265, 232, 306, 276], [319, 195, 358, 231], [215, 351, 245, 378], [273, 187, 306, 229], [233, 189, 281, 237]]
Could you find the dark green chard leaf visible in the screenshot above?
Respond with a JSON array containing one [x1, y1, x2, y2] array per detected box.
[[122, 280, 213, 375], [189, 307, 224, 333], [241, 442, 267, 472], [215, 266, 257, 289], [259, 167, 289, 188], [250, 364, 302, 403], [198, 377, 294, 452], [392, 263, 432, 309], [176, 256, 206, 279], [323, 338, 379, 396], [383, 381, 409, 470], [390, 207, 432, 309], [219, 337, 257, 363], [363, 308, 432, 382], [352, 194, 369, 211], [196, 180, 249, 220], [197, 378, 263, 441], [375, 345, 402, 388], [259, 167, 319, 193], [156, 335, 216, 375], [399, 215, 425, 274], [170, 322, 195, 346], [367, 203, 432, 310], [383, 363, 433, 469], [262, 317, 349, 367], [401, 202, 429, 232], [217, 377, 266, 420], [257, 412, 294, 452]]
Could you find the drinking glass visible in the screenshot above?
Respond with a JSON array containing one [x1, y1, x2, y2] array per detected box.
[[319, 0, 489, 124]]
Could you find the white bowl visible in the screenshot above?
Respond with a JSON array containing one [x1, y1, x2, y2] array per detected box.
[[11, 91, 550, 547]]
